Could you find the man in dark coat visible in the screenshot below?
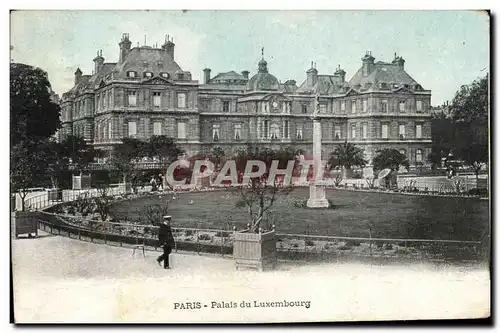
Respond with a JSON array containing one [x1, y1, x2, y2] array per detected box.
[[157, 216, 175, 269]]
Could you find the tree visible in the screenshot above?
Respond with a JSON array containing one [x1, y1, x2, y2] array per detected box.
[[147, 135, 183, 188], [209, 147, 225, 169], [372, 149, 410, 173], [109, 138, 147, 191], [449, 75, 489, 180], [328, 141, 367, 178], [10, 63, 61, 146], [60, 135, 103, 175], [11, 139, 51, 210], [429, 111, 455, 169], [93, 186, 113, 221], [234, 149, 295, 233]]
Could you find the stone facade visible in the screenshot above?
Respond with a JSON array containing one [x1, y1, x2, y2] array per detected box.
[[59, 35, 432, 167]]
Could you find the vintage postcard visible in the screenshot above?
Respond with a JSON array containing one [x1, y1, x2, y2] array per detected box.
[[9, 9, 490, 324]]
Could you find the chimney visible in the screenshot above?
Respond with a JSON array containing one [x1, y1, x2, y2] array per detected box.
[[162, 35, 175, 59], [203, 68, 211, 84], [93, 50, 105, 74], [74, 67, 82, 85], [118, 33, 131, 64], [392, 53, 405, 70], [306, 61, 318, 87], [334, 65, 346, 83], [361, 51, 375, 77], [241, 70, 249, 80]]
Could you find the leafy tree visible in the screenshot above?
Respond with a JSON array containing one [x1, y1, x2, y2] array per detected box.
[[429, 111, 455, 169], [109, 138, 146, 191], [10, 63, 61, 146], [92, 186, 113, 221], [11, 139, 51, 210], [372, 149, 410, 173], [328, 141, 367, 178], [209, 147, 225, 169], [59, 135, 103, 175], [147, 135, 183, 188], [449, 75, 489, 180]]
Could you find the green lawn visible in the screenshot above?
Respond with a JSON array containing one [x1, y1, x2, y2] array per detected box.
[[110, 188, 489, 241]]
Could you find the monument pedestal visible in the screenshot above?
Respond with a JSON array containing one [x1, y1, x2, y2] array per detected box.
[[307, 184, 330, 208]]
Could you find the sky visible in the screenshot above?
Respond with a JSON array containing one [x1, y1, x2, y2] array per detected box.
[[10, 10, 489, 105]]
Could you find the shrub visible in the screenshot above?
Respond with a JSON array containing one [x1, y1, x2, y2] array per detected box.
[[468, 188, 488, 196], [184, 229, 194, 236], [215, 231, 230, 238], [305, 239, 314, 247], [67, 206, 76, 215], [293, 199, 307, 208], [292, 243, 299, 248], [198, 233, 212, 241], [383, 243, 393, 250], [324, 243, 332, 250], [338, 244, 352, 251], [345, 239, 361, 247]]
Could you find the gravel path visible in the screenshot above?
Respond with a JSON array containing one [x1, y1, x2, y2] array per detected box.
[[12, 233, 490, 323]]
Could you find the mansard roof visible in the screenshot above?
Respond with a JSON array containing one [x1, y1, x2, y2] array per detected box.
[[348, 61, 421, 89], [296, 75, 346, 94], [210, 71, 247, 83], [112, 46, 182, 79]]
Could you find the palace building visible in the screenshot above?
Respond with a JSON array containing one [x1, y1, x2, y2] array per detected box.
[[59, 33, 432, 167]]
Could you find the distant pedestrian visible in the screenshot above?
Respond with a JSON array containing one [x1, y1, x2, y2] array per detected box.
[[157, 216, 175, 269]]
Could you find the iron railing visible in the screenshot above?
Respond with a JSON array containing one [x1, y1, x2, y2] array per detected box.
[[34, 211, 488, 264]]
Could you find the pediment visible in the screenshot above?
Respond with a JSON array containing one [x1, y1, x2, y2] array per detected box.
[[392, 86, 413, 93], [343, 88, 360, 97], [143, 76, 173, 85]]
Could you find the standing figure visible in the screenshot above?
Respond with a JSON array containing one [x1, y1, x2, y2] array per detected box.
[[157, 216, 175, 269]]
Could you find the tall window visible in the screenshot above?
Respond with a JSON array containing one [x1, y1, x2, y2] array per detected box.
[[270, 124, 280, 139], [362, 123, 368, 139], [334, 125, 341, 139], [351, 124, 356, 139], [263, 102, 270, 113], [128, 91, 137, 106], [416, 100, 423, 112], [223, 101, 230, 112], [234, 124, 242, 140], [263, 120, 269, 138], [107, 91, 111, 107], [340, 101, 346, 112], [416, 149, 423, 163], [177, 92, 186, 108], [103, 122, 108, 139], [283, 102, 291, 114], [153, 122, 162, 135], [177, 122, 186, 139], [296, 125, 303, 140], [283, 120, 289, 139], [319, 104, 327, 113], [399, 124, 406, 139], [127, 71, 136, 78], [301, 105, 307, 114], [128, 121, 137, 137], [108, 122, 112, 139], [381, 123, 389, 139], [103, 92, 107, 108], [416, 124, 422, 138], [381, 100, 388, 113], [399, 100, 406, 112], [153, 92, 161, 108], [212, 124, 220, 141], [362, 100, 368, 112], [351, 100, 357, 113]]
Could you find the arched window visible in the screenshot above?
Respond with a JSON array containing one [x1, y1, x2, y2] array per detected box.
[[270, 124, 280, 139]]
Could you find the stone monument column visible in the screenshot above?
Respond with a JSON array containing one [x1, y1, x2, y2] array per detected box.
[[307, 93, 330, 208]]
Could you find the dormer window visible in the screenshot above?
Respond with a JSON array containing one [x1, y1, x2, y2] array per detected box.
[[143, 72, 153, 78], [127, 71, 137, 78], [177, 73, 185, 80], [160, 72, 170, 79]]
